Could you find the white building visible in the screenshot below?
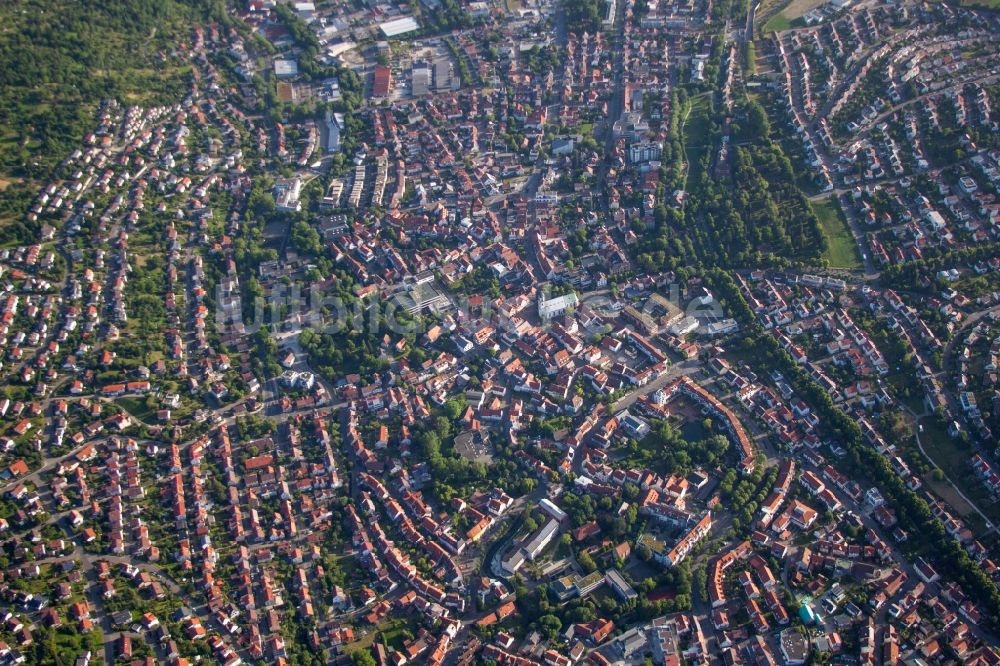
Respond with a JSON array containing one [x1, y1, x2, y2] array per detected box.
[[539, 499, 568, 523], [501, 549, 526, 575], [864, 487, 885, 508], [294, 2, 316, 19], [274, 59, 299, 80], [703, 318, 738, 337], [629, 142, 663, 164], [924, 209, 947, 231], [379, 16, 420, 37], [325, 112, 342, 153], [274, 177, 303, 212], [538, 292, 579, 321], [605, 569, 637, 601], [670, 315, 699, 337], [523, 519, 560, 560]]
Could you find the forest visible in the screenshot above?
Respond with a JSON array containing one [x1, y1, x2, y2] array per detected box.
[[0, 0, 228, 178], [0, 0, 231, 234], [564, 0, 605, 35], [633, 98, 826, 272]]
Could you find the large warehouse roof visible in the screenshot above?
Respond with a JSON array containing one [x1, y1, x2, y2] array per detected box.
[[379, 16, 419, 37]]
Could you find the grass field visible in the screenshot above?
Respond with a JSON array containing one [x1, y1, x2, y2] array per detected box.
[[116, 396, 156, 424], [761, 0, 821, 32], [683, 95, 712, 189], [345, 618, 416, 654], [782, 0, 827, 17], [811, 197, 861, 269], [761, 13, 795, 32], [916, 416, 1000, 530]]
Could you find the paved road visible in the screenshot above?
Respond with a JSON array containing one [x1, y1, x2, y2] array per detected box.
[[843, 68, 1000, 147], [595, 0, 628, 200], [744, 0, 758, 42], [911, 415, 996, 535], [912, 303, 1000, 534], [942, 304, 1000, 374], [610, 358, 699, 412]]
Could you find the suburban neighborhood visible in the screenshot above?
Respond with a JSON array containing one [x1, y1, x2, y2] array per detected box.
[[1, 0, 1000, 664]]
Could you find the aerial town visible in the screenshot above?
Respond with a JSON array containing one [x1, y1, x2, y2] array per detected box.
[[0, 0, 999, 664]]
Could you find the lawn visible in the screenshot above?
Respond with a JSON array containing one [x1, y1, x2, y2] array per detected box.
[[116, 396, 156, 424], [380, 619, 420, 650], [39, 625, 106, 666], [811, 197, 861, 269], [345, 618, 414, 654], [680, 419, 709, 443], [328, 551, 364, 585]]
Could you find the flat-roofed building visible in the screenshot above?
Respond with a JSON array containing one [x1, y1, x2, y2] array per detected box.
[[605, 569, 637, 601], [412, 66, 431, 96], [379, 16, 420, 37], [274, 59, 298, 80]]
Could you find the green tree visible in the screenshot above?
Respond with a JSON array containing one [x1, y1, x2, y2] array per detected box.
[[538, 614, 562, 640], [352, 649, 377, 666]]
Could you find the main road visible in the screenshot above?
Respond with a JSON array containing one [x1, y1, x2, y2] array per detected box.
[[594, 0, 629, 201], [610, 358, 700, 412]]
